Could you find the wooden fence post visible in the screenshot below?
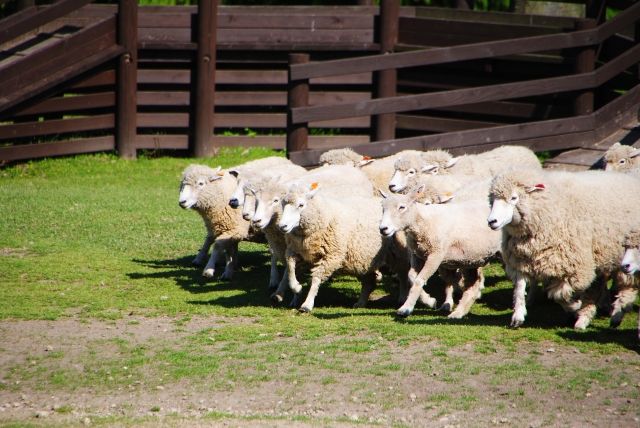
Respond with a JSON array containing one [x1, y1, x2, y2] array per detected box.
[[374, 0, 398, 142], [193, 0, 218, 158], [573, 18, 596, 117], [287, 53, 309, 156], [116, 0, 137, 159]]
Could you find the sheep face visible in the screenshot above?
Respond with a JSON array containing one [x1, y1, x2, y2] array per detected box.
[[252, 190, 282, 230], [622, 230, 640, 275], [228, 169, 258, 209], [488, 168, 545, 230], [241, 192, 256, 222], [318, 148, 361, 167], [487, 194, 518, 230], [379, 187, 421, 237], [178, 165, 223, 209], [603, 143, 640, 172], [278, 185, 320, 233]]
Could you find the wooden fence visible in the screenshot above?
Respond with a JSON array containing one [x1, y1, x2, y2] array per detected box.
[[0, 0, 637, 164], [287, 0, 640, 165]]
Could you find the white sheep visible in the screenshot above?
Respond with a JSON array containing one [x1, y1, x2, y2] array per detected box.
[[228, 162, 306, 211], [487, 167, 640, 329], [389, 146, 540, 193], [179, 164, 255, 280], [277, 184, 433, 313], [610, 230, 640, 337], [379, 186, 502, 318], [245, 165, 374, 292], [603, 142, 640, 172], [319, 148, 422, 196]]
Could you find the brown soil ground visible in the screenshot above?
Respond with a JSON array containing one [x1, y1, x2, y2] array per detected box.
[[0, 317, 639, 427]]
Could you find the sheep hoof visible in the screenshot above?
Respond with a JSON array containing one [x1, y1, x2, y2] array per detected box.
[[573, 317, 590, 330], [353, 301, 367, 309], [447, 311, 464, 319], [510, 317, 524, 328], [610, 312, 623, 328], [396, 308, 411, 318], [220, 272, 232, 281], [299, 306, 312, 314], [271, 293, 283, 303], [202, 269, 214, 278], [440, 303, 451, 313]]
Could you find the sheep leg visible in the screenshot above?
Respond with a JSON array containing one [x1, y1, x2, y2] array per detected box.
[[271, 267, 289, 303], [353, 272, 377, 308], [525, 280, 539, 308], [299, 257, 341, 313], [193, 234, 215, 267], [547, 279, 582, 313], [268, 250, 280, 290], [203, 238, 229, 278], [511, 273, 529, 327], [285, 250, 303, 295], [438, 267, 461, 313], [220, 241, 238, 280], [449, 268, 484, 319], [610, 271, 638, 328], [397, 253, 441, 317]]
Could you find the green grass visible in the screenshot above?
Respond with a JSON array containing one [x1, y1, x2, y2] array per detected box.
[[1, 149, 639, 425]]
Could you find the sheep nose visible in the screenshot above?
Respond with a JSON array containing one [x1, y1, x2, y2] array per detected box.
[[389, 184, 397, 191], [379, 226, 388, 235], [242, 213, 251, 220], [252, 218, 261, 225], [279, 225, 287, 232], [229, 198, 239, 208], [622, 263, 632, 273], [178, 200, 186, 207], [488, 218, 497, 226]]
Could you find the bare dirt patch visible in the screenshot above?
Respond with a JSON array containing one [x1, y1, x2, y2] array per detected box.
[[0, 316, 639, 427]]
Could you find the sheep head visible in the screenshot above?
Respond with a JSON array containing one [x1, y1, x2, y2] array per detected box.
[[488, 167, 546, 231], [622, 229, 640, 275], [278, 183, 321, 233], [603, 142, 640, 172], [379, 185, 423, 237], [179, 165, 223, 209], [389, 154, 429, 192], [251, 179, 288, 230], [318, 148, 362, 167]]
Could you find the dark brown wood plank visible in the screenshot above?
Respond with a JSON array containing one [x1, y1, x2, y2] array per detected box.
[[217, 29, 373, 44], [0, 16, 116, 85], [0, 0, 95, 46], [14, 92, 115, 116], [72, 70, 115, 88], [292, 73, 596, 124], [216, 42, 379, 52], [290, 31, 596, 80], [399, 16, 560, 40], [136, 113, 369, 128], [211, 135, 369, 150], [137, 69, 371, 85], [0, 114, 114, 140], [594, 81, 640, 128], [413, 6, 577, 29], [0, 136, 115, 162], [396, 114, 501, 132], [0, 44, 124, 115], [544, 148, 604, 165], [595, 42, 640, 86], [136, 134, 188, 150], [287, 53, 309, 153]]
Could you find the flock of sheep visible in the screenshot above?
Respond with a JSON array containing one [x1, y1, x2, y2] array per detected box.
[[178, 142, 640, 339]]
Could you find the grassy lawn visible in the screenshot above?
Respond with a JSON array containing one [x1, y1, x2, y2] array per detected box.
[[0, 149, 639, 427]]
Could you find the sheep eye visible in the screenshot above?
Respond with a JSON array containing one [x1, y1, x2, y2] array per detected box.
[[511, 195, 518, 202], [273, 198, 279, 204], [198, 181, 205, 187], [399, 204, 407, 211], [408, 169, 415, 175], [619, 159, 626, 164], [298, 203, 304, 209]]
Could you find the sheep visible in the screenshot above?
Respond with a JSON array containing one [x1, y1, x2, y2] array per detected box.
[[178, 164, 255, 280], [277, 183, 435, 313], [319, 148, 423, 196], [424, 177, 493, 205], [487, 167, 640, 329], [602, 142, 640, 172], [246, 165, 375, 292], [228, 162, 306, 210], [379, 185, 502, 318], [389, 146, 540, 193], [610, 230, 640, 335]]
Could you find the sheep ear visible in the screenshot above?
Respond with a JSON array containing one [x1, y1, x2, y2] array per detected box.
[[307, 182, 321, 199], [271, 174, 282, 183], [228, 169, 239, 178], [250, 188, 257, 195], [379, 189, 389, 198], [630, 149, 640, 159], [612, 142, 621, 147], [526, 183, 546, 193], [445, 157, 460, 169], [440, 192, 454, 203], [409, 184, 425, 203], [420, 165, 438, 174], [209, 166, 224, 182], [358, 156, 374, 167]]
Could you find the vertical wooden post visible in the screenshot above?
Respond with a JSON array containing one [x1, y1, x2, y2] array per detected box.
[[635, 20, 640, 80], [287, 54, 309, 156], [194, 0, 218, 158], [116, 0, 138, 159], [573, 18, 596, 117], [374, 0, 398, 142]]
